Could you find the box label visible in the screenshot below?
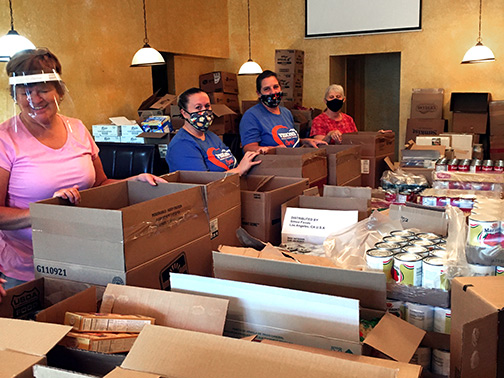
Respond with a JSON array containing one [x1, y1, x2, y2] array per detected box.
[[361, 159, 370, 174], [210, 218, 219, 239]]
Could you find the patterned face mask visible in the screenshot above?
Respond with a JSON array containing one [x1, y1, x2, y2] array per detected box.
[[185, 109, 214, 132], [260, 92, 283, 108]]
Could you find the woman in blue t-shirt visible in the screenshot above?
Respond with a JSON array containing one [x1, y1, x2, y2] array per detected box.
[[166, 88, 260, 174]]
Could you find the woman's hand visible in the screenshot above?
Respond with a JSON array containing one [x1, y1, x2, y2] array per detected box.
[[0, 278, 6, 303], [301, 138, 328, 148], [53, 185, 81, 204], [129, 173, 168, 186], [326, 130, 343, 144], [235, 151, 262, 176]]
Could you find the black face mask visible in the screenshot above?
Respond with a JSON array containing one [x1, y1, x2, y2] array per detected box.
[[260, 92, 283, 108], [326, 98, 344, 112]]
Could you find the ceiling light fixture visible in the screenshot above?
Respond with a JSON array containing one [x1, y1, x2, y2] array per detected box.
[[0, 0, 36, 62], [238, 0, 262, 75], [461, 0, 495, 64], [131, 0, 165, 67]]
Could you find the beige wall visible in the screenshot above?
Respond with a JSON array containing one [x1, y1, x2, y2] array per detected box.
[[1, 0, 503, 147]]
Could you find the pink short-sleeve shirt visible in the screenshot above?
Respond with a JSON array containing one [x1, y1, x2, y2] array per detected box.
[[0, 115, 99, 281]]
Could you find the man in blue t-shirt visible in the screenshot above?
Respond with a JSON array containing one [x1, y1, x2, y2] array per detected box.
[[239, 70, 327, 153]]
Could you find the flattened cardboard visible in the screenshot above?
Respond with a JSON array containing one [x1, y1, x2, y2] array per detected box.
[[31, 181, 209, 286], [249, 148, 328, 184], [104, 367, 161, 378], [121, 325, 398, 378], [213, 248, 386, 310], [0, 349, 45, 378], [170, 274, 361, 353], [99, 284, 228, 336], [321, 145, 362, 186]]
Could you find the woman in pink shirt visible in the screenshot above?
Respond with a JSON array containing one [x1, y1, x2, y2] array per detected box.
[[0, 49, 164, 293], [310, 84, 358, 144]]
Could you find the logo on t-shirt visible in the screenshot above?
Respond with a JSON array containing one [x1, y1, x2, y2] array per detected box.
[[272, 125, 299, 147], [207, 147, 236, 170]]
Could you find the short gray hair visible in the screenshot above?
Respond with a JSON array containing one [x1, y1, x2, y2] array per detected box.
[[324, 84, 345, 99]]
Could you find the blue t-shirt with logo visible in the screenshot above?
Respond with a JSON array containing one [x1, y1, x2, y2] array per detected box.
[[166, 128, 237, 172], [239, 104, 300, 148]]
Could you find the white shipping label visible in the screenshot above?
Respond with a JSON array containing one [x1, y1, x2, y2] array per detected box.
[[361, 159, 370, 174], [282, 207, 358, 245]]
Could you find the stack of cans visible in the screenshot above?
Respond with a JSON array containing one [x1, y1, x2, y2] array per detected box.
[[436, 158, 504, 173], [366, 230, 449, 289]]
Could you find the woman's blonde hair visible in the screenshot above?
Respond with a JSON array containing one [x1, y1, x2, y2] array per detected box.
[[324, 84, 345, 99]]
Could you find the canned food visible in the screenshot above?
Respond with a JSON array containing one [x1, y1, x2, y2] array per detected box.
[[416, 232, 443, 241], [374, 242, 401, 254], [435, 239, 447, 246], [447, 158, 459, 171], [495, 160, 504, 173], [468, 263, 496, 277], [482, 159, 494, 172], [432, 349, 450, 376], [435, 158, 448, 172], [393, 253, 423, 286], [383, 235, 410, 247], [496, 266, 504, 276], [410, 346, 431, 370], [430, 248, 449, 259], [458, 158, 471, 172], [470, 159, 482, 173], [366, 249, 394, 282], [433, 307, 451, 335], [386, 300, 404, 319], [390, 230, 416, 239], [408, 239, 436, 251], [401, 245, 430, 256], [467, 213, 501, 248], [404, 302, 434, 331], [422, 256, 449, 290]]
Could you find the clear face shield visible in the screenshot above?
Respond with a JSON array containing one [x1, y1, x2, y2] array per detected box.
[[9, 70, 75, 132]]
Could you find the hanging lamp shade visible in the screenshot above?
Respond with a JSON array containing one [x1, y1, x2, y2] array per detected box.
[[238, 0, 262, 76], [0, 0, 36, 62], [130, 0, 165, 67], [461, 0, 495, 64]]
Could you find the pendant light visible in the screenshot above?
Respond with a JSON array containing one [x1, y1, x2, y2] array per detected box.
[[461, 0, 495, 64], [131, 0, 165, 67], [0, 0, 36, 62], [238, 0, 262, 75]]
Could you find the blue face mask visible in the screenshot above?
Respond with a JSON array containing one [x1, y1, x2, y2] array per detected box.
[[184, 109, 214, 132], [260, 92, 283, 108]]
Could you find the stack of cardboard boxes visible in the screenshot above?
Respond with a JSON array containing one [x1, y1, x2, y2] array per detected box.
[[275, 49, 304, 105], [406, 88, 446, 144], [489, 101, 504, 159]]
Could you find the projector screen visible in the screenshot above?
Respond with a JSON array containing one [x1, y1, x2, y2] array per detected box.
[[306, 0, 422, 38]]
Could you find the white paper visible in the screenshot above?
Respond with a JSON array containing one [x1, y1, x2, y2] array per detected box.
[[109, 116, 137, 125]]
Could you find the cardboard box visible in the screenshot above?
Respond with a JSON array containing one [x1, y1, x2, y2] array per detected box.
[[136, 131, 172, 144], [275, 49, 304, 75], [452, 112, 488, 134], [92, 125, 122, 137], [406, 119, 446, 143], [208, 92, 240, 113], [450, 92, 490, 113], [0, 277, 97, 321], [199, 71, 238, 94], [360, 153, 395, 188], [170, 273, 361, 353], [410, 88, 444, 119], [321, 145, 362, 186], [439, 133, 474, 159], [277, 73, 303, 102], [490, 135, 504, 159], [240, 176, 309, 245], [415, 136, 451, 147], [94, 135, 121, 143], [0, 318, 72, 378], [64, 312, 155, 333], [388, 204, 448, 237], [118, 323, 405, 378], [249, 147, 328, 184], [104, 367, 160, 378], [213, 246, 387, 310], [341, 132, 395, 157], [489, 100, 504, 135], [450, 276, 504, 378], [137, 93, 177, 118], [161, 171, 241, 249], [31, 181, 210, 286]]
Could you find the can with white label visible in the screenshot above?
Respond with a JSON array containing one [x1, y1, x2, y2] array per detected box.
[[409, 346, 431, 370], [468, 263, 496, 277], [432, 349, 450, 376], [422, 256, 449, 290], [393, 253, 423, 286], [366, 249, 394, 282], [496, 266, 504, 276], [404, 302, 434, 331], [433, 306, 451, 334], [467, 213, 501, 248], [386, 299, 404, 319]]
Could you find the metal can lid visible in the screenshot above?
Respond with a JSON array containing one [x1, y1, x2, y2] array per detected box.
[[459, 159, 471, 165], [470, 159, 482, 166], [395, 252, 423, 262], [448, 159, 459, 165], [423, 256, 445, 266], [416, 232, 442, 240], [483, 159, 494, 166], [390, 230, 416, 238], [375, 242, 401, 250], [402, 245, 429, 254], [366, 248, 394, 258], [383, 235, 409, 244], [409, 239, 435, 247]]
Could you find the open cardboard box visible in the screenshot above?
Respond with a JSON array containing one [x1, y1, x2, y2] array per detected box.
[[0, 318, 72, 378], [111, 324, 411, 378], [31, 181, 211, 287], [321, 145, 362, 186]]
